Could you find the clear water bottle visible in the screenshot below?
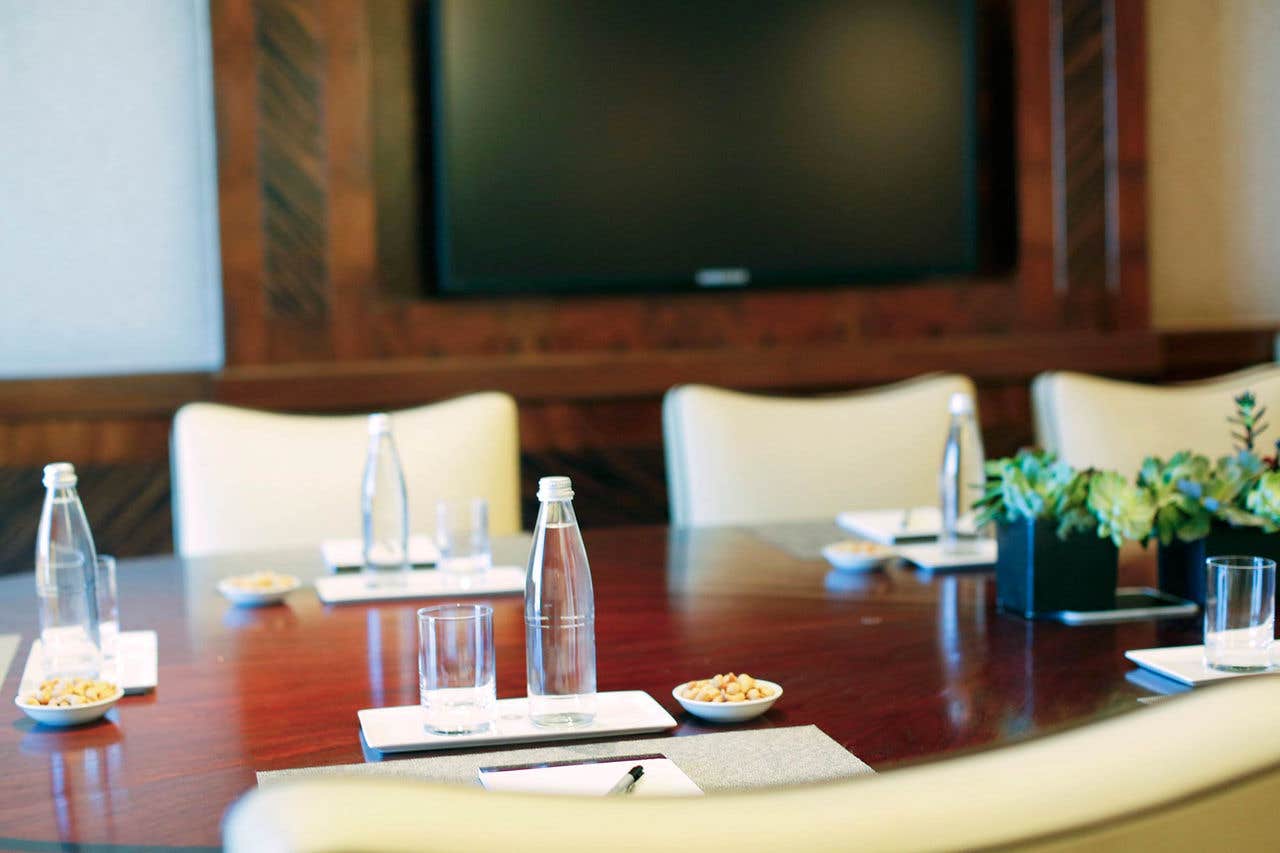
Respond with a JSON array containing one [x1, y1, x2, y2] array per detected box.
[[35, 462, 102, 679], [525, 476, 597, 727], [362, 413, 410, 587], [939, 392, 986, 554]]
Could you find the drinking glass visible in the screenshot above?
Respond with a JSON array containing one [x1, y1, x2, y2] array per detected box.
[[435, 498, 491, 574], [1204, 556, 1276, 672], [96, 555, 120, 681], [418, 604, 495, 734]]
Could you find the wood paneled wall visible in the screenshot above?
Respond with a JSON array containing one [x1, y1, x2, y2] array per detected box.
[[4, 0, 1260, 575]]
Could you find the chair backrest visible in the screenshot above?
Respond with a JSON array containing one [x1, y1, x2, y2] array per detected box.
[[662, 374, 978, 526], [1033, 364, 1280, 475], [171, 393, 520, 556], [224, 675, 1280, 852]]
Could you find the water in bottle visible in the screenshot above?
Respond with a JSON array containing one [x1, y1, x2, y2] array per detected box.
[[35, 462, 102, 679], [362, 413, 410, 588], [525, 476, 597, 726], [939, 392, 986, 554]]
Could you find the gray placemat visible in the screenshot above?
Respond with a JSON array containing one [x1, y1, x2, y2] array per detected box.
[[746, 522, 847, 560], [258, 725, 872, 792], [0, 634, 20, 687]]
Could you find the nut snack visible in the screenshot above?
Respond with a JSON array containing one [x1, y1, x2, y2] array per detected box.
[[679, 672, 777, 703], [21, 677, 120, 708]]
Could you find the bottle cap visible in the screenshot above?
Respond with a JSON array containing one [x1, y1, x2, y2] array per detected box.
[[42, 462, 77, 488], [368, 413, 392, 435], [949, 392, 975, 416], [537, 476, 574, 501]]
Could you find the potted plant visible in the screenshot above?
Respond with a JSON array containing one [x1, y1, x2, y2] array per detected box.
[[975, 450, 1154, 619], [1148, 393, 1280, 605]]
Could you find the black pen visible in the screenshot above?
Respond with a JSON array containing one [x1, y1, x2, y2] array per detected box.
[[606, 764, 644, 796]]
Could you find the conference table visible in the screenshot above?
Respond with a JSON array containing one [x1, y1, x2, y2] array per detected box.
[[0, 523, 1199, 850]]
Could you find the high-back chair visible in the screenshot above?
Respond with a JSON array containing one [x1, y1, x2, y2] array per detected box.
[[224, 675, 1280, 852], [662, 374, 978, 526], [171, 393, 520, 556], [1033, 364, 1280, 475]]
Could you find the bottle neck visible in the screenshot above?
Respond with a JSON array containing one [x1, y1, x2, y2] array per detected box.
[[537, 498, 577, 528]]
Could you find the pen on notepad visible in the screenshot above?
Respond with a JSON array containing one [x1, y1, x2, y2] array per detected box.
[[606, 765, 644, 796]]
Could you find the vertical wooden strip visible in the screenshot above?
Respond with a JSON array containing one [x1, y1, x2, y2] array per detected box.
[[1110, 0, 1149, 329], [324, 0, 379, 360], [1013, 1, 1061, 330], [210, 0, 270, 365], [256, 0, 330, 323]]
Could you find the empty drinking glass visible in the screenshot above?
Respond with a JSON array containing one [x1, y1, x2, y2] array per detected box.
[[418, 604, 496, 734], [96, 555, 119, 682], [1204, 556, 1275, 672], [435, 498, 491, 574]]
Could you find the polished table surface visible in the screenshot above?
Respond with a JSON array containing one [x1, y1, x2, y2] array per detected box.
[[0, 525, 1199, 849]]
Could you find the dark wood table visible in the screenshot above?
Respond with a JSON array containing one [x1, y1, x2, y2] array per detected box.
[[0, 525, 1198, 849]]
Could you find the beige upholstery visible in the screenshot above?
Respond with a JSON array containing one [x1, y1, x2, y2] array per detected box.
[[171, 393, 520, 556], [224, 675, 1280, 852], [662, 375, 979, 526], [1033, 364, 1280, 476]]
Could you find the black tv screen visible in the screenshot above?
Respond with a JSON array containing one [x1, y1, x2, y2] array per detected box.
[[431, 0, 977, 295]]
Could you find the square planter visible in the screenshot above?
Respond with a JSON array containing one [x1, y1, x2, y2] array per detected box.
[[1157, 524, 1280, 607], [996, 518, 1119, 619]]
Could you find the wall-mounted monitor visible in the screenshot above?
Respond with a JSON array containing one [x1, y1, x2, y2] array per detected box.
[[430, 0, 977, 296]]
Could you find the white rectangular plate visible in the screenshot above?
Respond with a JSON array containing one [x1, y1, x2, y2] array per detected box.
[[359, 691, 677, 754], [478, 755, 702, 797], [1125, 644, 1279, 687], [320, 535, 440, 572], [836, 507, 977, 545], [20, 629, 157, 695], [894, 540, 997, 571], [315, 567, 525, 605]]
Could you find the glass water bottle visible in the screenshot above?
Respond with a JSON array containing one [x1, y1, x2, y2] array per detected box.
[[362, 413, 410, 587], [525, 476, 597, 727], [35, 462, 102, 679], [939, 392, 986, 554]]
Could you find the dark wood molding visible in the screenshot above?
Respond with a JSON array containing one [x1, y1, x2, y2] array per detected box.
[[0, 374, 212, 419]]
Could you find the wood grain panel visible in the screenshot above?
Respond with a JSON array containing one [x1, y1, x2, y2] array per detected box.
[[256, 0, 329, 323]]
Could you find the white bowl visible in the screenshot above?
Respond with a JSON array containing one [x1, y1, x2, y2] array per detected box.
[[15, 686, 123, 727], [821, 541, 893, 572], [217, 573, 301, 607], [672, 680, 783, 723]]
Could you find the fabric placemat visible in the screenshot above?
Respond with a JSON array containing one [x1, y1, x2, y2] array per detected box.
[[258, 725, 872, 792], [0, 634, 19, 687], [747, 522, 849, 560]]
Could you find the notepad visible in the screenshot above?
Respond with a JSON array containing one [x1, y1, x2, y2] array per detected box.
[[320, 536, 440, 572], [479, 754, 703, 797], [836, 507, 976, 545], [315, 567, 525, 604]]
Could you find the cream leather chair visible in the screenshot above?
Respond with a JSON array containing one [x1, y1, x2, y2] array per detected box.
[[224, 675, 1280, 852], [662, 374, 979, 526], [1033, 364, 1280, 475], [171, 393, 520, 556]]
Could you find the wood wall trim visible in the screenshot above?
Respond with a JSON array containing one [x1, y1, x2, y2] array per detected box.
[[0, 374, 213, 419]]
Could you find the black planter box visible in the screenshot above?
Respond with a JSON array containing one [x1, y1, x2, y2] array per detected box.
[[996, 518, 1119, 619], [1157, 524, 1280, 607]]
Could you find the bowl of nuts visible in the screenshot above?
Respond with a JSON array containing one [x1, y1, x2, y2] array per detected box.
[[16, 677, 123, 727], [821, 539, 893, 572], [217, 571, 301, 606], [673, 672, 782, 723]]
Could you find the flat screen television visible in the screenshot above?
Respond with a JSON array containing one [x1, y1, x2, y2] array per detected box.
[[430, 0, 977, 296]]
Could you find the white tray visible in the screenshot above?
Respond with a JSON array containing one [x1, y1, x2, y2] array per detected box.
[[894, 540, 997, 571], [320, 535, 440, 572], [20, 630, 157, 695], [1125, 644, 1279, 687], [315, 567, 525, 604], [359, 690, 677, 754]]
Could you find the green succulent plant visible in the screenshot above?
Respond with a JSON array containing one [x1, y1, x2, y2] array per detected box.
[[1087, 471, 1156, 547], [974, 450, 1081, 533], [1137, 451, 1266, 545], [1245, 471, 1280, 532]]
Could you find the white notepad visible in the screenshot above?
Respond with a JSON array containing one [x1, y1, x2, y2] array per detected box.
[[359, 691, 677, 753], [478, 754, 703, 797], [894, 540, 997, 571], [1125, 645, 1279, 687], [315, 567, 525, 604], [320, 535, 440, 572], [836, 507, 977, 545], [20, 630, 158, 695]]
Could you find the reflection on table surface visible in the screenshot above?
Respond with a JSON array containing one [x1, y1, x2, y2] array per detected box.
[[0, 523, 1198, 848]]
